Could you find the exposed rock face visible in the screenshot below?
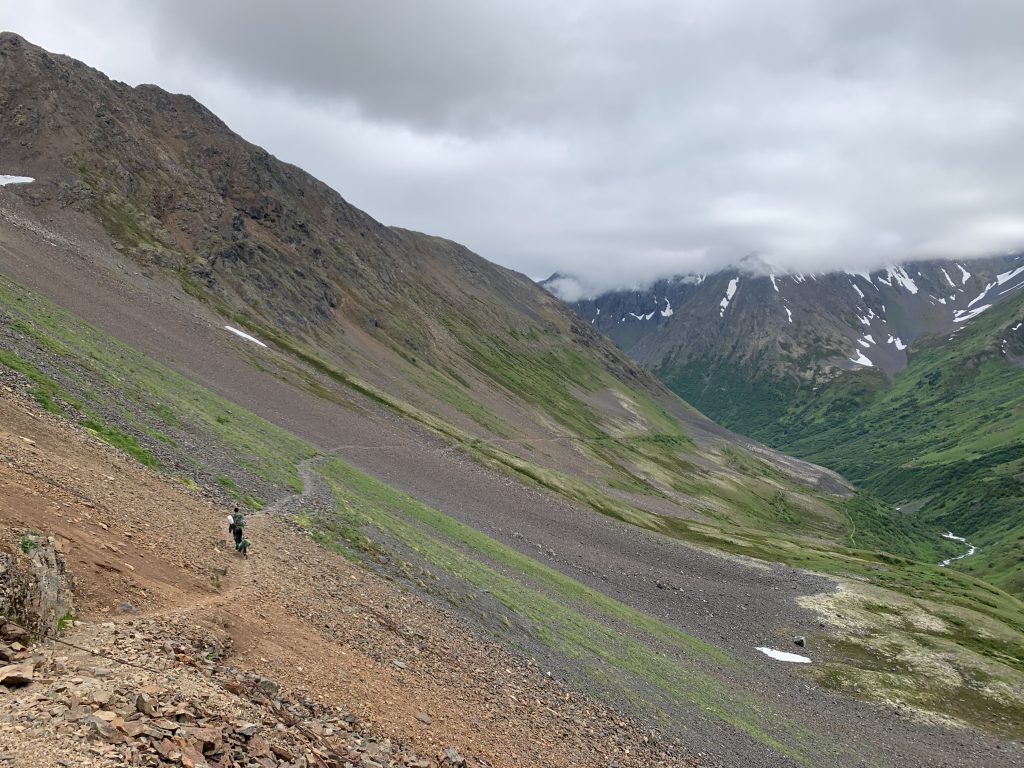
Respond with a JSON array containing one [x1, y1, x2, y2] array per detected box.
[[546, 254, 1024, 382], [0, 533, 74, 637]]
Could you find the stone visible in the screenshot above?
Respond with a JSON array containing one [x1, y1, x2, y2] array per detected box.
[[416, 712, 432, 725], [236, 722, 259, 737], [0, 662, 33, 687], [443, 746, 465, 766], [247, 734, 271, 757], [120, 720, 149, 738], [115, 602, 138, 615], [83, 714, 124, 743], [0, 624, 28, 643], [256, 677, 280, 698], [793, 636, 806, 648], [135, 692, 158, 716], [182, 725, 222, 754], [179, 744, 208, 768]]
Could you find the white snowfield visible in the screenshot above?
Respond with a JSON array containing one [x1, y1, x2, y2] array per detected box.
[[0, 175, 34, 186], [996, 265, 1024, 286], [954, 304, 991, 324], [956, 263, 972, 284], [876, 265, 919, 294], [783, 306, 792, 323], [769, 274, 780, 293], [719, 277, 739, 317], [224, 325, 268, 348], [887, 334, 908, 351], [849, 350, 873, 367], [660, 298, 673, 317], [756, 647, 811, 663]]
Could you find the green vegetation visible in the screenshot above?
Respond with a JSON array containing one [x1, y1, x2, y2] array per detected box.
[[0, 349, 76, 414], [56, 611, 77, 634], [660, 293, 1024, 596], [0, 275, 317, 492], [82, 418, 160, 468], [2, 271, 1021, 746], [19, 535, 38, 555], [313, 458, 832, 764]]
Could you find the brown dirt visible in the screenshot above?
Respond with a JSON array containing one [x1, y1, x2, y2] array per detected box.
[[0, 387, 688, 767]]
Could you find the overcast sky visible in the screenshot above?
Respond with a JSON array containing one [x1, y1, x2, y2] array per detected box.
[[8, 1, 1024, 296]]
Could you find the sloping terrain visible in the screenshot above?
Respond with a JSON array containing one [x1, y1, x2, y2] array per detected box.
[[1, 289, 1021, 767], [0, 30, 856, 552], [550, 257, 1024, 588], [1, 31, 1024, 767], [0, 389, 685, 768]]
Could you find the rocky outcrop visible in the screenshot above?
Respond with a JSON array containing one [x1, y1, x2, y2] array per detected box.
[[0, 532, 74, 637]]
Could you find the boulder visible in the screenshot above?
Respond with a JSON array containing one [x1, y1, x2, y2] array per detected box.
[[0, 661, 33, 687], [0, 535, 75, 638]]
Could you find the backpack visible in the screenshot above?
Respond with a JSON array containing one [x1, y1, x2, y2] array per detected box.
[[233, 511, 246, 529]]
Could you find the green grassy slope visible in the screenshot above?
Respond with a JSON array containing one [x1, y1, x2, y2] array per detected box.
[[660, 292, 1024, 596], [3, 272, 1023, 744]]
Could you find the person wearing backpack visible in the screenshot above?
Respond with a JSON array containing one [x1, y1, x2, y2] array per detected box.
[[230, 507, 246, 550]]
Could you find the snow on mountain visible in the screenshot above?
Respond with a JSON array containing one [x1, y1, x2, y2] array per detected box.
[[719, 277, 739, 318]]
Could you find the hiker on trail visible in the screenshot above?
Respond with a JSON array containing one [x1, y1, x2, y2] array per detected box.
[[228, 506, 246, 550]]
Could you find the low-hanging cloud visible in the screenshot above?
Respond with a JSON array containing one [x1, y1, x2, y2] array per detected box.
[[8, 1, 1024, 294]]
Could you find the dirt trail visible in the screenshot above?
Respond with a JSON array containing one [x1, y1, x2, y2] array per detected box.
[[0, 388, 688, 767]]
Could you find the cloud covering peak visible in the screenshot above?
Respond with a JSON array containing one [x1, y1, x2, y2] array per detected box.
[[8, 1, 1024, 293]]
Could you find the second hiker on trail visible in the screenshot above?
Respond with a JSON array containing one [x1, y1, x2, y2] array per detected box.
[[228, 506, 246, 551]]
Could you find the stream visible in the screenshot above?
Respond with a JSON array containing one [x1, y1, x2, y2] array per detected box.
[[938, 531, 977, 567]]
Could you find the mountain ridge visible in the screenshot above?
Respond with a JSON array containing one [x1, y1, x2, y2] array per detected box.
[[3, 31, 1024, 766], [546, 253, 1024, 596]]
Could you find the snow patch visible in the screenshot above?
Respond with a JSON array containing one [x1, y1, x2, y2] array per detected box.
[[660, 298, 674, 318], [849, 350, 874, 367], [783, 306, 792, 323], [1013, 322, 1022, 331], [719, 277, 739, 317], [0, 175, 34, 186], [956, 263, 972, 284], [887, 334, 907, 350], [996, 265, 1024, 286], [769, 274, 779, 293], [851, 281, 865, 299], [886, 265, 919, 294], [756, 647, 811, 664], [224, 326, 267, 348], [954, 304, 992, 323], [940, 268, 956, 287], [967, 282, 996, 308]]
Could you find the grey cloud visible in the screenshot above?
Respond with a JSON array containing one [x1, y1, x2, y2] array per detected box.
[[7, 1, 1024, 294]]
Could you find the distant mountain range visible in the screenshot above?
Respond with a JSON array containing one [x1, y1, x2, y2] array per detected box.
[[545, 253, 1024, 379], [545, 254, 1024, 594]]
